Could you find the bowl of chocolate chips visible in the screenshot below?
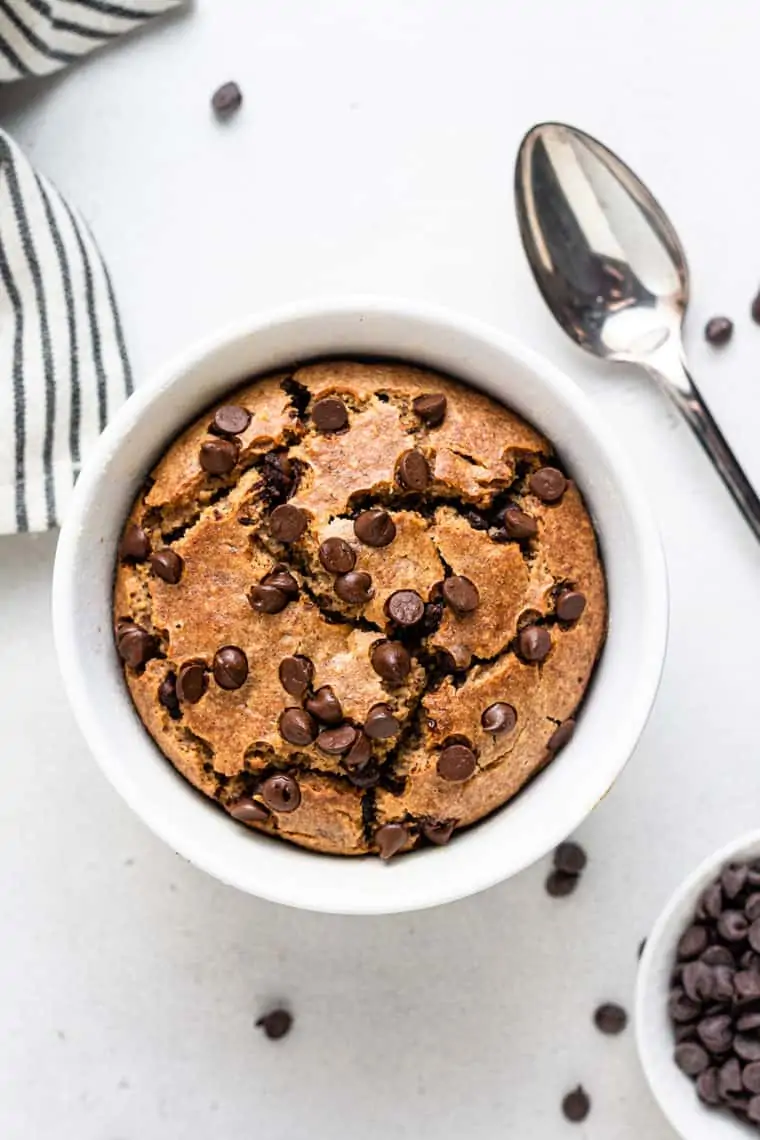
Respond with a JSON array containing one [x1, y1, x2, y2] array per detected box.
[[53, 297, 667, 913], [637, 831, 760, 1138]]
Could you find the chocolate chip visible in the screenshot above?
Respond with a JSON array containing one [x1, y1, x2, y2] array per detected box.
[[199, 437, 239, 475], [312, 396, 348, 433], [748, 861, 760, 887], [702, 882, 724, 919], [678, 925, 709, 960], [370, 640, 411, 684], [396, 449, 430, 491], [697, 1014, 733, 1053], [749, 1095, 760, 1123], [518, 625, 552, 662], [261, 451, 295, 502], [500, 505, 537, 539], [529, 466, 567, 502], [718, 911, 749, 943], [176, 660, 208, 704], [422, 819, 456, 846], [212, 405, 250, 436], [682, 961, 716, 1002], [719, 1056, 743, 1096], [315, 538, 354, 576], [335, 571, 373, 604], [364, 703, 400, 740], [346, 758, 381, 788], [442, 575, 479, 615], [548, 719, 575, 753], [255, 1008, 292, 1040], [736, 1036, 760, 1063], [740, 951, 760, 972], [375, 823, 407, 860], [317, 724, 358, 755], [248, 584, 289, 614], [723, 863, 749, 900], [481, 702, 517, 734], [701, 946, 734, 967], [116, 623, 158, 668], [669, 987, 700, 1023], [545, 869, 579, 898], [712, 966, 736, 1002], [556, 590, 586, 622], [704, 316, 734, 346], [697, 1067, 721, 1105], [561, 1086, 590, 1123], [278, 708, 318, 746], [738, 1013, 760, 1032], [305, 686, 343, 726], [746, 894, 760, 922], [278, 655, 314, 697], [437, 744, 476, 782], [354, 509, 396, 547], [213, 646, 248, 690], [554, 842, 587, 875], [150, 549, 184, 584], [743, 1063, 760, 1094], [158, 673, 180, 716], [748, 920, 760, 954], [269, 503, 307, 543], [412, 392, 447, 426], [119, 522, 150, 562], [212, 81, 243, 116], [260, 773, 301, 813], [262, 566, 299, 599], [752, 292, 760, 324], [385, 589, 425, 627], [675, 1042, 710, 1076], [343, 731, 371, 768], [229, 797, 270, 823], [594, 1003, 627, 1035]]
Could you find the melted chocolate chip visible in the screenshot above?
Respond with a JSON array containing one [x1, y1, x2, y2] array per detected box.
[[278, 708, 318, 746], [370, 641, 411, 684], [199, 437, 239, 475], [481, 702, 517, 734], [364, 703, 400, 740], [385, 589, 425, 627], [305, 686, 343, 726], [249, 584, 289, 614], [422, 820, 456, 846], [501, 506, 537, 539], [548, 719, 575, 753], [335, 571, 373, 604], [343, 731, 371, 768], [158, 673, 180, 716], [269, 504, 307, 543], [212, 405, 251, 436], [229, 797, 270, 823], [529, 466, 567, 503], [375, 823, 408, 860], [354, 509, 396, 547], [176, 660, 208, 704], [150, 549, 184, 584], [119, 522, 150, 562], [213, 646, 249, 690], [116, 623, 158, 668], [518, 625, 551, 662], [437, 743, 476, 782], [261, 566, 299, 599], [317, 724, 358, 755], [260, 773, 301, 813], [318, 537, 356, 574], [556, 589, 586, 622], [312, 396, 348, 433], [412, 393, 447, 426], [396, 449, 430, 491], [278, 655, 314, 697], [442, 576, 479, 615]]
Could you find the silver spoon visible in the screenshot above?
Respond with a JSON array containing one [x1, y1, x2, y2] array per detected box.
[[515, 121, 760, 542]]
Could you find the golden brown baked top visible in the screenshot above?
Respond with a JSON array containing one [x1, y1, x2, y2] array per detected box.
[[114, 359, 606, 859]]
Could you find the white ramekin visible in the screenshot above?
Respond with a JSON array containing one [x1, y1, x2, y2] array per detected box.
[[637, 831, 760, 1139], [52, 297, 668, 915]]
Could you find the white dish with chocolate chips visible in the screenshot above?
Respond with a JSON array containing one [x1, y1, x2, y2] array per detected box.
[[114, 359, 607, 859]]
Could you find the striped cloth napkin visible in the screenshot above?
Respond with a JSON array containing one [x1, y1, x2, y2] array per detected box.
[[0, 0, 182, 534]]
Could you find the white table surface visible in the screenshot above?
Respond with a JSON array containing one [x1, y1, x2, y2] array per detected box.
[[2, 2, 760, 1137]]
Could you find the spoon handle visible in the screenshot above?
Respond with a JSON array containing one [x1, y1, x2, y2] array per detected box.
[[652, 359, 760, 542]]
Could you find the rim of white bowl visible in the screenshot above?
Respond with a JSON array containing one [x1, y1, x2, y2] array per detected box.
[[636, 829, 760, 1139], [52, 296, 669, 914]]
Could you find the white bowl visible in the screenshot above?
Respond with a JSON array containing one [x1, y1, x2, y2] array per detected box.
[[52, 297, 667, 915], [637, 831, 760, 1139]]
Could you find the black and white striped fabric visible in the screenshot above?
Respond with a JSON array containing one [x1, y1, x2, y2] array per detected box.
[[0, 0, 181, 533]]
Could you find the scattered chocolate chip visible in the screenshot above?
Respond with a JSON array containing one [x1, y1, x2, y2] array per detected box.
[[370, 640, 411, 684], [548, 719, 575, 753], [718, 910, 749, 942], [335, 571, 373, 604], [158, 673, 180, 716], [255, 1009, 292, 1040], [422, 819, 457, 846], [317, 537, 355, 575], [518, 625, 552, 662], [375, 823, 408, 860], [305, 686, 343, 726], [561, 1086, 590, 1123], [594, 1003, 627, 1035], [229, 797, 270, 823], [412, 392, 447, 426], [545, 869, 579, 898], [212, 81, 243, 117], [554, 842, 587, 875], [385, 589, 425, 627], [675, 1042, 710, 1076], [442, 575, 479, 615], [262, 566, 299, 599], [176, 660, 208, 704], [343, 731, 371, 768], [437, 744, 476, 782], [529, 466, 567, 502], [278, 708, 318, 746], [150, 549, 184, 584], [199, 437, 239, 475], [317, 724, 358, 755], [212, 405, 251, 436], [704, 316, 734, 346], [396, 449, 430, 491], [269, 503, 307, 543], [678, 925, 709, 960], [697, 1067, 720, 1105], [119, 522, 150, 562], [354, 509, 396, 547], [278, 655, 314, 697], [481, 702, 517, 734], [248, 584, 289, 614], [213, 646, 248, 690], [364, 703, 400, 740], [697, 1014, 733, 1054], [116, 623, 158, 668], [501, 505, 537, 539], [312, 396, 348, 433], [260, 773, 301, 813], [556, 590, 586, 622]]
